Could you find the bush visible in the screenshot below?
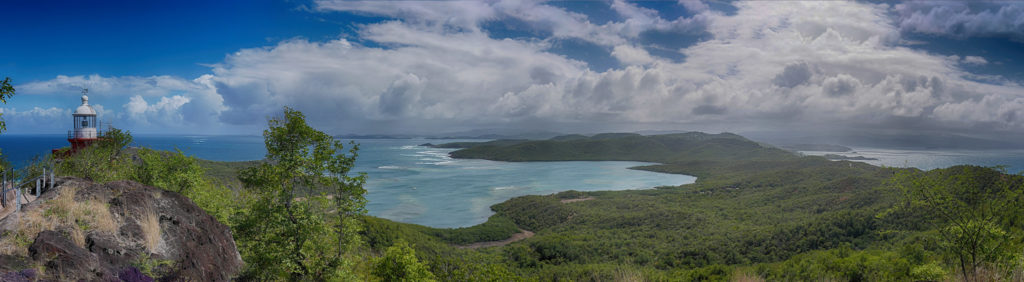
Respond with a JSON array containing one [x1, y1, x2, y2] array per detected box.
[[373, 240, 435, 282]]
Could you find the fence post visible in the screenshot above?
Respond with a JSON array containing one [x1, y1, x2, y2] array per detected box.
[[15, 186, 20, 213], [36, 178, 41, 197], [41, 168, 46, 196], [2, 169, 6, 207]]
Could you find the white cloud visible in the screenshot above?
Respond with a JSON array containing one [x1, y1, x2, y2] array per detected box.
[[962, 55, 988, 65], [18, 74, 196, 98], [894, 2, 1024, 41], [679, 0, 709, 13], [207, 26, 586, 132], [315, 0, 497, 31], [10, 1, 1024, 136], [316, 0, 710, 48], [611, 45, 655, 65]]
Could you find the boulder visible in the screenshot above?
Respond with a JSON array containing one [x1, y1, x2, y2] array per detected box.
[[0, 177, 242, 281], [29, 230, 109, 279]]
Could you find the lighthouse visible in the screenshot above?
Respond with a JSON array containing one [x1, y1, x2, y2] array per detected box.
[[66, 89, 100, 152]]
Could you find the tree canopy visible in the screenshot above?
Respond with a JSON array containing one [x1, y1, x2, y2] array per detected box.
[[0, 77, 13, 134], [234, 107, 367, 280], [892, 166, 1024, 281]]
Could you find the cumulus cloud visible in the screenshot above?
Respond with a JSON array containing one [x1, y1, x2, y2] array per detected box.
[[894, 2, 1024, 41], [206, 25, 585, 132], [679, 0, 709, 13], [11, 1, 1024, 136], [123, 95, 191, 126], [821, 74, 860, 97], [611, 45, 655, 65]]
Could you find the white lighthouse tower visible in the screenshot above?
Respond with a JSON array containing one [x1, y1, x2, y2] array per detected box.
[[68, 89, 99, 152]]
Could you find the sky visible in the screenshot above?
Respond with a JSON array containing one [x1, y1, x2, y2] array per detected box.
[[1, 0, 1024, 140]]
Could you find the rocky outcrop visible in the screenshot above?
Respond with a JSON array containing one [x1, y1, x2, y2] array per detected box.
[[0, 177, 242, 281], [29, 230, 103, 277]]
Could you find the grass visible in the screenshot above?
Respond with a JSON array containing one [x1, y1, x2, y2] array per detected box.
[[141, 210, 161, 254], [0, 185, 116, 256], [132, 253, 175, 278]]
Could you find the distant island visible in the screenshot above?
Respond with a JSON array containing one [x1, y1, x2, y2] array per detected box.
[[338, 130, 565, 141], [822, 154, 878, 161], [780, 143, 852, 152], [434, 132, 796, 163]]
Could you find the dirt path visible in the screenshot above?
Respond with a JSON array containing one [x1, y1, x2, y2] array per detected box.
[[560, 196, 594, 203], [457, 229, 535, 249]]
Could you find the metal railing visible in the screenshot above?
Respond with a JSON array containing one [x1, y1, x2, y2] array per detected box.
[[67, 129, 103, 139], [1, 166, 55, 213]]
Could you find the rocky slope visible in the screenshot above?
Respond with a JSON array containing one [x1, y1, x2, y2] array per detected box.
[[0, 177, 241, 281]]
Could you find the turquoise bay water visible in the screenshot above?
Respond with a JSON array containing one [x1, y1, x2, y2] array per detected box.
[[358, 140, 696, 227], [0, 135, 695, 228]]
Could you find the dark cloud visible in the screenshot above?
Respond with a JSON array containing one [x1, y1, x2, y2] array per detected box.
[[692, 104, 726, 115], [772, 63, 812, 88], [214, 81, 272, 125], [895, 2, 1024, 42], [822, 74, 858, 97]]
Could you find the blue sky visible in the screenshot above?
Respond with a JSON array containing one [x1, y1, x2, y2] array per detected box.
[[1, 0, 1023, 138]]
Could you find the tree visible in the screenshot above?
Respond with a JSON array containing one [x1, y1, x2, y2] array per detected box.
[[234, 107, 367, 280], [892, 166, 1024, 281], [0, 77, 14, 168], [0, 77, 14, 134], [55, 128, 137, 182], [372, 240, 436, 282]]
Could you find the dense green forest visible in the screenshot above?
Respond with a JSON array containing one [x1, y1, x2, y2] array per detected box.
[[364, 133, 1024, 281], [8, 110, 1024, 280]]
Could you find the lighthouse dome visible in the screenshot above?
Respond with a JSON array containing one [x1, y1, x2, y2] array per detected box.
[[74, 94, 96, 116]]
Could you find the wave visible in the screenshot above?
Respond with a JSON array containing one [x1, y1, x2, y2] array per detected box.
[[492, 185, 523, 191], [416, 160, 455, 165], [415, 151, 450, 158], [378, 165, 404, 170]]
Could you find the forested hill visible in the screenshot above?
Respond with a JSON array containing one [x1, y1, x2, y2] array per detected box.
[[444, 132, 796, 163]]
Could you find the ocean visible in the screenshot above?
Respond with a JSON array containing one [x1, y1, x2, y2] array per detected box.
[[0, 135, 695, 228], [798, 148, 1024, 174]]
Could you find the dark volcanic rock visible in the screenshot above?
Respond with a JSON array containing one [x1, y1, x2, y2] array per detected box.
[[29, 230, 108, 279], [0, 177, 242, 281], [0, 269, 36, 282], [0, 254, 32, 273]]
